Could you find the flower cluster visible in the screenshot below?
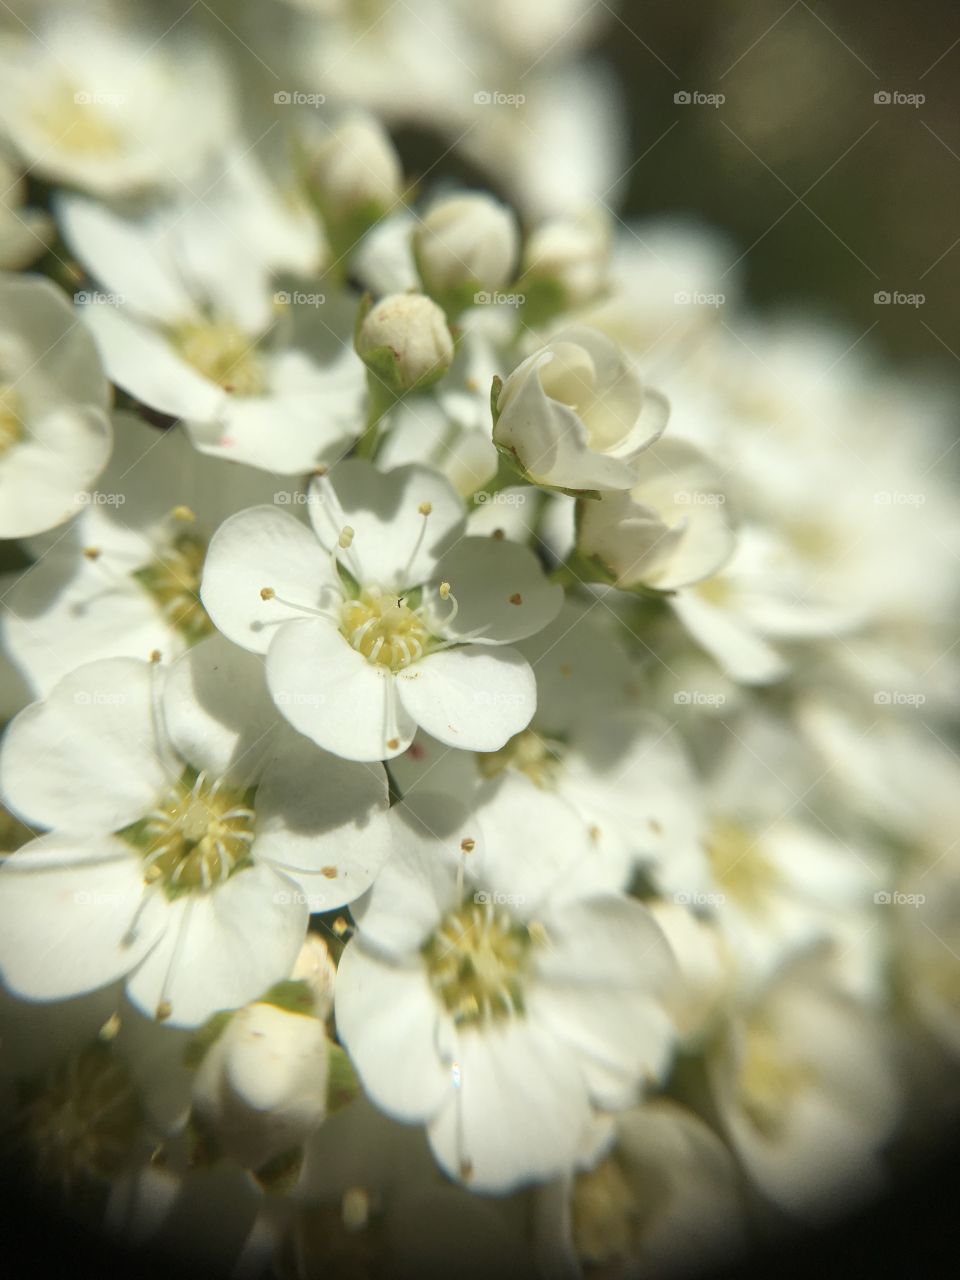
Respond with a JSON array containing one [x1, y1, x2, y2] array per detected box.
[[0, 1, 958, 1276]]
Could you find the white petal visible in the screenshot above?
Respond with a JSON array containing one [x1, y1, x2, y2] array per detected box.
[[162, 635, 278, 787], [0, 835, 164, 1000], [428, 537, 563, 644], [82, 302, 225, 422], [334, 941, 453, 1121], [309, 460, 464, 589], [397, 646, 535, 752], [427, 1019, 591, 1192], [125, 864, 308, 1027], [670, 592, 788, 685], [200, 506, 335, 655], [0, 658, 167, 832], [266, 617, 414, 762], [254, 730, 391, 909]]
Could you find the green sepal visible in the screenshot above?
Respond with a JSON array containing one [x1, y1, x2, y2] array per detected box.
[[260, 979, 317, 1018], [326, 1043, 361, 1115]]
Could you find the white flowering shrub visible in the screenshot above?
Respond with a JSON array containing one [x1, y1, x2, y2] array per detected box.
[[0, 1, 958, 1275]]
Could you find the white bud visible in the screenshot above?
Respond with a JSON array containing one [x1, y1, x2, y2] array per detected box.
[[357, 292, 454, 393], [494, 326, 668, 492], [415, 193, 519, 295], [312, 113, 402, 214], [192, 1001, 330, 1170], [522, 211, 610, 306]]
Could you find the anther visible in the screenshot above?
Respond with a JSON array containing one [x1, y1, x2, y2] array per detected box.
[[155, 999, 173, 1022], [171, 505, 195, 523], [339, 526, 355, 549], [460, 838, 476, 854], [260, 587, 276, 600], [509, 593, 523, 605], [149, 649, 162, 664], [83, 546, 101, 561], [321, 866, 337, 879], [418, 502, 433, 516]]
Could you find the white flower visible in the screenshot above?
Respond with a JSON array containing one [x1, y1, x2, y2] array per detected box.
[[576, 438, 735, 590], [200, 459, 562, 761], [521, 210, 610, 309], [708, 961, 899, 1217], [334, 779, 677, 1192], [539, 1100, 747, 1278], [0, 155, 53, 269], [356, 293, 455, 394], [1, 415, 286, 696], [494, 327, 668, 492], [414, 193, 519, 299], [0, 273, 112, 539], [309, 111, 403, 215], [57, 191, 361, 474], [0, 637, 392, 1025], [0, 14, 233, 196], [667, 526, 859, 686]]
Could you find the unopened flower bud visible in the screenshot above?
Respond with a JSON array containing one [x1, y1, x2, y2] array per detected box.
[[356, 292, 454, 394], [311, 113, 402, 216], [522, 211, 610, 308], [414, 193, 519, 302]]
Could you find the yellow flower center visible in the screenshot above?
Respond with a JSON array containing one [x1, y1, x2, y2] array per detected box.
[[422, 899, 537, 1026], [705, 818, 778, 911], [738, 1020, 813, 1137], [0, 384, 24, 457], [127, 773, 256, 896], [340, 586, 432, 672], [134, 530, 213, 644], [475, 729, 562, 789], [173, 321, 266, 396], [27, 1042, 141, 1193], [32, 82, 126, 156], [571, 1154, 658, 1266]]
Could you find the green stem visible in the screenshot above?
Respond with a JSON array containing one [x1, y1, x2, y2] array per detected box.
[[354, 374, 397, 461]]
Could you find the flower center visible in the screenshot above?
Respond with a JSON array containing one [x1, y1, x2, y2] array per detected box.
[[32, 82, 126, 156], [125, 772, 256, 896], [0, 384, 24, 457], [475, 729, 563, 790], [340, 586, 432, 672], [173, 321, 266, 396], [421, 898, 536, 1026], [571, 1154, 659, 1266], [26, 1041, 141, 1193], [705, 818, 778, 911], [737, 1020, 813, 1137], [134, 530, 213, 644]]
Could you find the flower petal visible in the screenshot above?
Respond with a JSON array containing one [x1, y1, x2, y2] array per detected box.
[[428, 536, 563, 644], [396, 646, 535, 752]]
